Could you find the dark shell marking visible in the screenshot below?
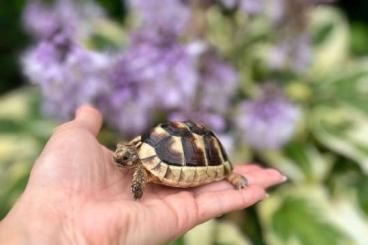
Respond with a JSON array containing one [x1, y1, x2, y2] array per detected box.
[[181, 134, 206, 166], [155, 136, 183, 166], [141, 121, 228, 167]]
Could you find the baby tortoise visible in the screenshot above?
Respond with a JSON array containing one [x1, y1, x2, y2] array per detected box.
[[113, 121, 248, 199]]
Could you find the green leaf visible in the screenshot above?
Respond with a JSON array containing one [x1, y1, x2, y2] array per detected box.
[[309, 6, 349, 76], [260, 144, 333, 183], [0, 160, 32, 219], [0, 119, 24, 133], [184, 220, 216, 245], [215, 222, 252, 245], [85, 19, 127, 50], [272, 197, 346, 245], [312, 22, 334, 45], [310, 104, 368, 173], [166, 237, 185, 245], [356, 176, 368, 216], [258, 186, 365, 245], [0, 87, 36, 121], [351, 22, 368, 56], [283, 143, 314, 181], [314, 69, 368, 114]]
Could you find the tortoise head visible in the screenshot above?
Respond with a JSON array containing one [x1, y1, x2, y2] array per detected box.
[[113, 143, 139, 167]]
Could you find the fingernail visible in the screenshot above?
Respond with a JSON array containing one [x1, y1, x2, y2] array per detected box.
[[265, 193, 270, 198], [281, 175, 288, 182]]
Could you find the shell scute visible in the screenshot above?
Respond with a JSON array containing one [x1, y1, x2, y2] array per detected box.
[[163, 166, 182, 183], [151, 162, 168, 180], [155, 136, 184, 166], [181, 133, 207, 167]]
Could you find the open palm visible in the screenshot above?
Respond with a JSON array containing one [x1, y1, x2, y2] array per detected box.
[[3, 106, 285, 245]]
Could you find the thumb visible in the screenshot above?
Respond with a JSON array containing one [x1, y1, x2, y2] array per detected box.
[[70, 105, 103, 137]]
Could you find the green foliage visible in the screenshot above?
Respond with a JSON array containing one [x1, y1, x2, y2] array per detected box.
[[310, 105, 368, 173], [356, 176, 368, 216], [350, 23, 368, 56], [283, 143, 315, 182], [167, 237, 185, 245], [312, 22, 334, 45], [272, 197, 346, 245], [313, 69, 368, 113], [0, 88, 57, 219]]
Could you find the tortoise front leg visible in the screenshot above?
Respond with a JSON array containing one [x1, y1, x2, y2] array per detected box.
[[131, 165, 148, 200], [227, 173, 248, 190]]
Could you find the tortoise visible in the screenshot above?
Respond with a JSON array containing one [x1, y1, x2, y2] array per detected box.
[[113, 121, 248, 199]]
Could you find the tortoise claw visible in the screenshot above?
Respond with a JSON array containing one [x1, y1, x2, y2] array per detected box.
[[228, 173, 248, 189], [132, 184, 143, 200]]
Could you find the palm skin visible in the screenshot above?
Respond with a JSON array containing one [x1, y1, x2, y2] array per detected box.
[[0, 106, 286, 245]]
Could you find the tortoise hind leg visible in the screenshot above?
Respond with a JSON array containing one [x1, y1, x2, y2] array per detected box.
[[227, 173, 248, 189], [132, 165, 149, 200]]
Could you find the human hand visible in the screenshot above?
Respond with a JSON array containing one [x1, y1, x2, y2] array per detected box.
[[0, 105, 286, 245]]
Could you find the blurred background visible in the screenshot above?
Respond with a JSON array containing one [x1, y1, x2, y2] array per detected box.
[[1, 0, 368, 244]]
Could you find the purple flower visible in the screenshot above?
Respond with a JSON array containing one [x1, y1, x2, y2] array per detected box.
[[240, 0, 264, 16], [116, 30, 198, 109], [169, 111, 226, 132], [220, 0, 264, 15], [268, 33, 312, 73], [198, 51, 238, 114], [103, 29, 238, 136], [235, 86, 300, 149], [220, 0, 238, 9], [266, 0, 286, 24], [98, 89, 154, 136], [101, 29, 198, 135], [128, 0, 191, 35], [22, 40, 112, 120], [23, 0, 75, 39], [166, 52, 237, 133], [23, 0, 104, 40]]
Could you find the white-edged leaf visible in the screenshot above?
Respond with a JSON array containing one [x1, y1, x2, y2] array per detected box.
[[260, 144, 333, 183], [328, 197, 368, 245], [184, 220, 252, 245], [184, 220, 216, 245], [314, 68, 368, 114], [309, 6, 350, 76], [310, 104, 368, 173], [258, 185, 351, 245], [216, 221, 252, 245], [0, 88, 33, 121]]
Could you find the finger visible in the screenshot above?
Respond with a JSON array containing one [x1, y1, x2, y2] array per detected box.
[[195, 185, 266, 222], [193, 165, 285, 194], [53, 104, 102, 137], [240, 167, 286, 187], [73, 105, 103, 136]]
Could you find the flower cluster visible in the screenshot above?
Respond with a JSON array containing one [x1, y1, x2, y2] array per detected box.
[[128, 0, 191, 35], [100, 29, 198, 134], [235, 86, 300, 149], [23, 39, 111, 120], [22, 0, 306, 150], [22, 0, 111, 119], [23, 0, 104, 41]]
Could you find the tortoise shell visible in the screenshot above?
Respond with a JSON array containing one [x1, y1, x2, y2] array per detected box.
[[132, 121, 233, 187]]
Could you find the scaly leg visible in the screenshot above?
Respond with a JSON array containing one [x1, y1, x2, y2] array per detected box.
[[227, 173, 248, 190], [131, 165, 148, 200]]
